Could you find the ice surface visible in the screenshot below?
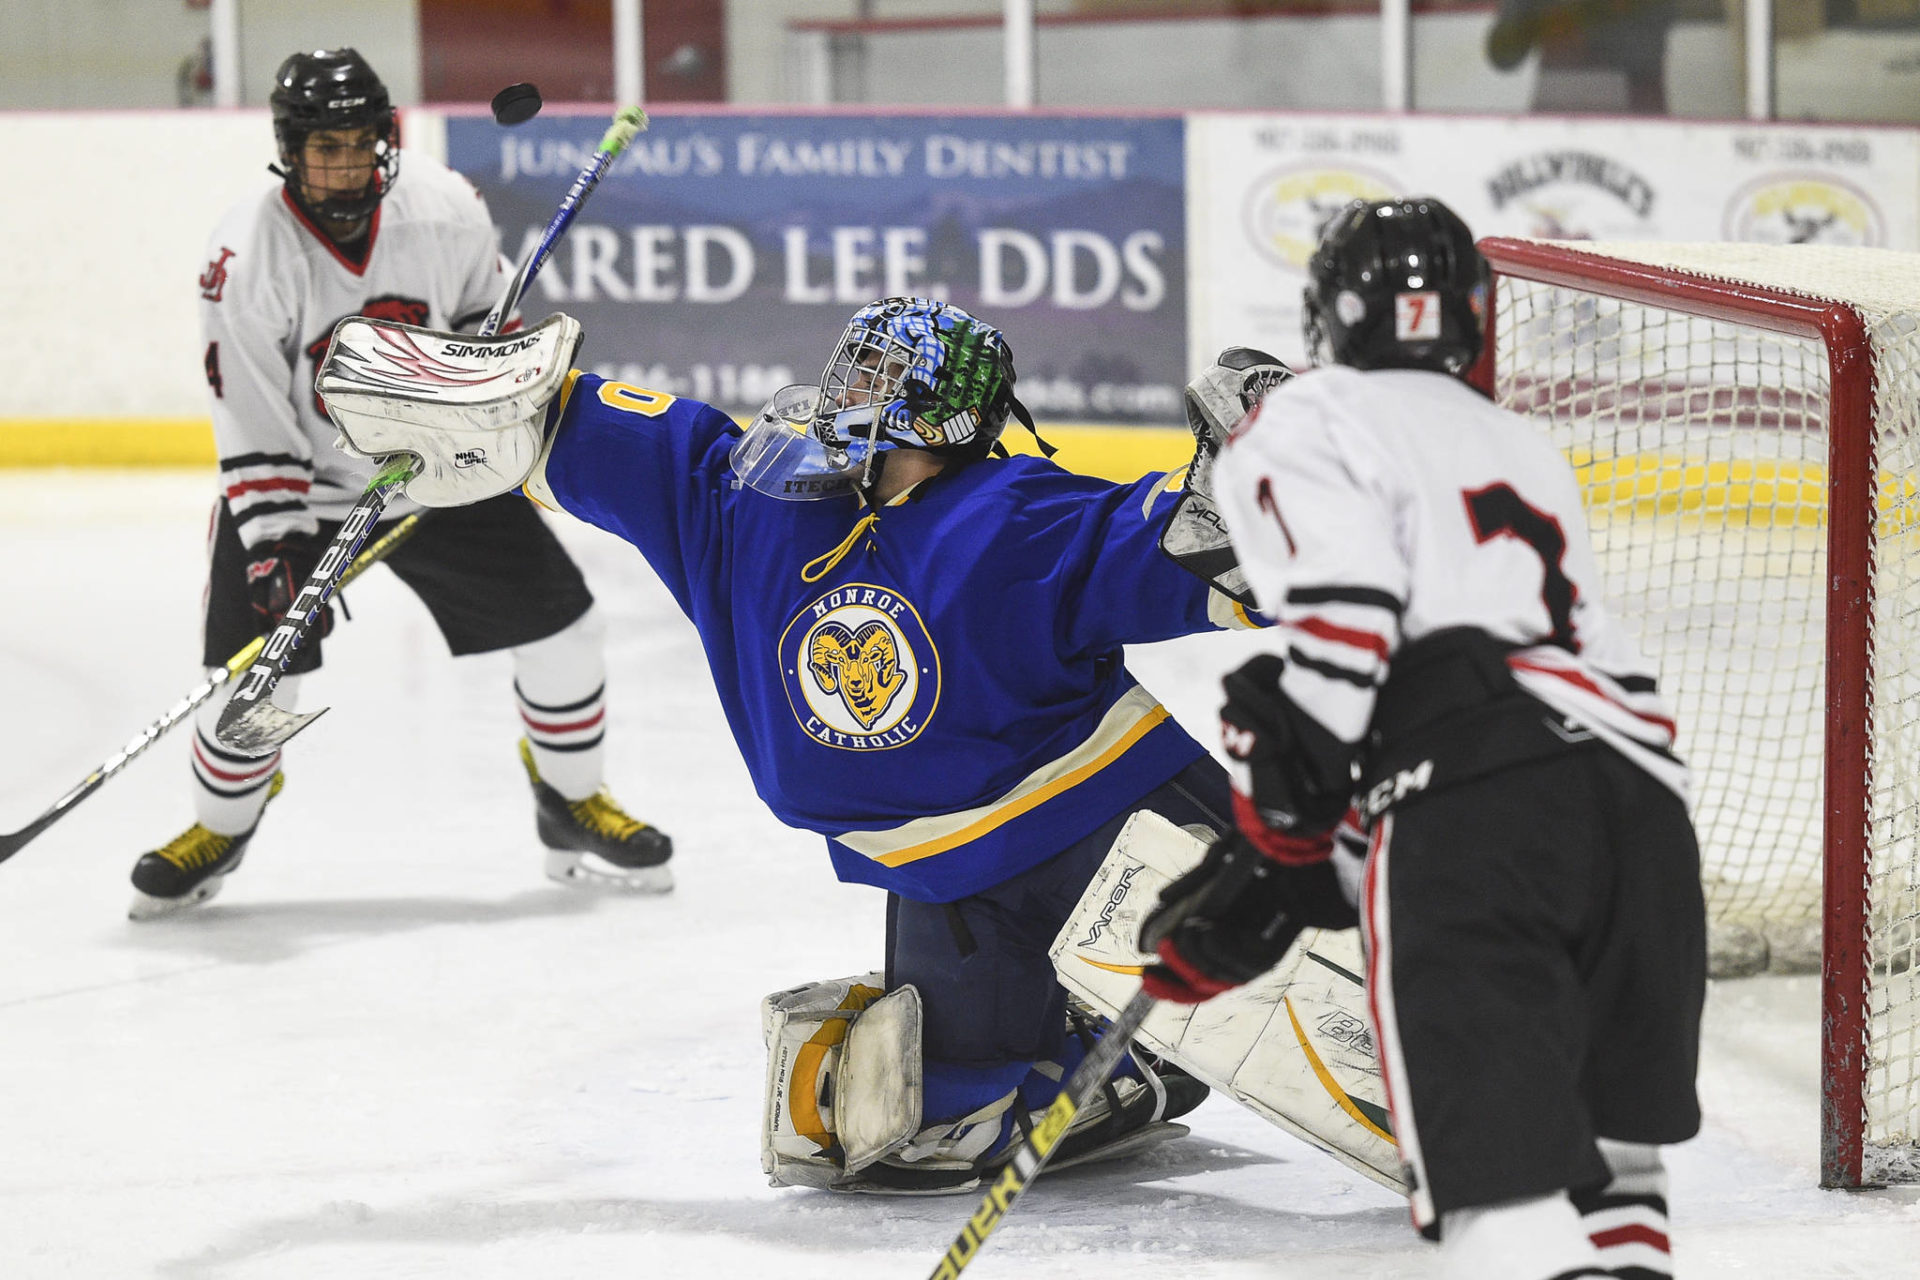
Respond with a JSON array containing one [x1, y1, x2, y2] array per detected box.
[[1, 472, 1915, 1278]]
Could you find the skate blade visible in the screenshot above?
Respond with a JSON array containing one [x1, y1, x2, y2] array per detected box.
[[829, 1175, 982, 1197], [543, 850, 674, 894], [1049, 1121, 1192, 1173], [128, 875, 226, 921]]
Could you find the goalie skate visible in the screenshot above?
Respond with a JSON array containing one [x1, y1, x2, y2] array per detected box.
[[519, 740, 673, 893], [855, 1014, 1207, 1195], [128, 772, 285, 920]]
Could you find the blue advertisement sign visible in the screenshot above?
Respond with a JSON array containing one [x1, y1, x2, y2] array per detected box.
[[446, 112, 1186, 423]]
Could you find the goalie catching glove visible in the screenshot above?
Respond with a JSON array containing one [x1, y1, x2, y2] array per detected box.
[[1158, 347, 1293, 609], [1140, 653, 1361, 1003], [315, 312, 583, 507]]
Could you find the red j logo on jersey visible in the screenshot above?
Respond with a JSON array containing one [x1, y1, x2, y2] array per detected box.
[[199, 248, 236, 302]]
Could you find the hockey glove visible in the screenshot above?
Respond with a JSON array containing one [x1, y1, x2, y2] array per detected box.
[[1139, 654, 1361, 1004], [1138, 827, 1357, 1003], [245, 534, 335, 640], [1219, 654, 1357, 841]]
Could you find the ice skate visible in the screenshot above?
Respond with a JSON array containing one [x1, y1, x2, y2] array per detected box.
[[520, 739, 673, 893], [857, 1031, 1208, 1195], [128, 772, 285, 920]]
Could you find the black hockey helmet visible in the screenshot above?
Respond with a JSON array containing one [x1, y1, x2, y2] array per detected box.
[[1302, 197, 1488, 376], [269, 48, 399, 226]]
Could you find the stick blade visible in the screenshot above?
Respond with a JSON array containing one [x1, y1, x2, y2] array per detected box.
[[0, 823, 44, 864], [216, 700, 329, 755]]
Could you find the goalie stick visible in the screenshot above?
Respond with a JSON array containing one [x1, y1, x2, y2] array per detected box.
[[926, 988, 1156, 1280], [0, 513, 424, 866], [215, 105, 649, 756]]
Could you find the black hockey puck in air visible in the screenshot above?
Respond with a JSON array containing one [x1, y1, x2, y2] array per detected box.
[[491, 83, 543, 126]]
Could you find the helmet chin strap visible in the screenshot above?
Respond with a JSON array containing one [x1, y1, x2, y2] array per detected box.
[[268, 159, 380, 234], [991, 396, 1054, 460]]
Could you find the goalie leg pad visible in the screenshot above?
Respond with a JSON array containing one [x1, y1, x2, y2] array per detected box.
[[761, 974, 924, 1189], [837, 985, 925, 1173], [1051, 809, 1407, 1192]]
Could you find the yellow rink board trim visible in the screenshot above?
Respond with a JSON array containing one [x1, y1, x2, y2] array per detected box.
[[1, 419, 218, 467], [0, 417, 1194, 483], [6, 421, 1915, 532]]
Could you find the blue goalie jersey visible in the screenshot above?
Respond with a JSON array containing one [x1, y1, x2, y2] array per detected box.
[[527, 374, 1250, 902]]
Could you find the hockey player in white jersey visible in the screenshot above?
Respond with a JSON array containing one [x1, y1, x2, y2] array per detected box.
[[129, 49, 673, 918], [1140, 198, 1706, 1280]]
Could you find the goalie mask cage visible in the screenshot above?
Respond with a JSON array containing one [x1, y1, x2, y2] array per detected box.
[[1474, 237, 1920, 1189]]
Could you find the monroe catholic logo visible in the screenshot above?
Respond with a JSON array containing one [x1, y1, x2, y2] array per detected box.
[[781, 583, 941, 751], [1243, 165, 1398, 271], [1723, 174, 1885, 246], [200, 248, 236, 302], [305, 295, 430, 414]]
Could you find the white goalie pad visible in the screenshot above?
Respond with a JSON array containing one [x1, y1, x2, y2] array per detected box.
[[761, 973, 924, 1190], [1050, 810, 1407, 1192], [315, 312, 582, 507]]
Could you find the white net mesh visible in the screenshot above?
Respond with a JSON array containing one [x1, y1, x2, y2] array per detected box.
[[1489, 241, 1920, 1182]]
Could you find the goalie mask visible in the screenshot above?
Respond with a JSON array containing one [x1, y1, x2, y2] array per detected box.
[[810, 298, 1028, 468], [1303, 197, 1488, 377], [729, 383, 873, 501], [269, 48, 400, 229]]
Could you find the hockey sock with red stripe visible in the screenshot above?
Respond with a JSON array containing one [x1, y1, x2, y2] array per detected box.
[[1575, 1141, 1673, 1280], [512, 609, 607, 800], [190, 674, 298, 835], [1439, 1192, 1605, 1280]]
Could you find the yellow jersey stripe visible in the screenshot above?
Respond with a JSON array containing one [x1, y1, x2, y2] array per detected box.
[[839, 689, 1172, 868]]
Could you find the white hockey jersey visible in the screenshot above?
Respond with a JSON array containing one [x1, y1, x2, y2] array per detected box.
[[1213, 365, 1687, 800], [197, 152, 514, 547]]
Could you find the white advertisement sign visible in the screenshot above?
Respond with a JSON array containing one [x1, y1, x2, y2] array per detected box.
[[1187, 114, 1920, 372]]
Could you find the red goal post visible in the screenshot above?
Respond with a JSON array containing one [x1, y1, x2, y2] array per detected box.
[[1472, 237, 1920, 1189]]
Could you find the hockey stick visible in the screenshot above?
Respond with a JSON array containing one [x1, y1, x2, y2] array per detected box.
[[0, 513, 425, 866], [215, 105, 649, 756], [926, 987, 1157, 1280]]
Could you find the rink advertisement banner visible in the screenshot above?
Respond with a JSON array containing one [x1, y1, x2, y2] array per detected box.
[[1187, 115, 1920, 370], [447, 113, 1186, 423]]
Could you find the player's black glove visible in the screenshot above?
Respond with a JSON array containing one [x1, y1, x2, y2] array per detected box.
[[244, 533, 334, 639], [1139, 654, 1360, 1004], [1138, 828, 1356, 1003]]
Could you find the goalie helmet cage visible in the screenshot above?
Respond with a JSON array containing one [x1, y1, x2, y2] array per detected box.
[[1470, 237, 1920, 1190]]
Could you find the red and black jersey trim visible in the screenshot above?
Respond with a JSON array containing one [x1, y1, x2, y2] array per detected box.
[[232, 499, 310, 523], [1288, 646, 1377, 689], [1287, 584, 1406, 616], [220, 450, 308, 470]]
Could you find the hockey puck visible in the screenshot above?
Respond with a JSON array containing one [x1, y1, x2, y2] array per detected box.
[[490, 82, 543, 126]]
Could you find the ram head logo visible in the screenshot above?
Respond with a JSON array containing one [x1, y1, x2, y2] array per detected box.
[[808, 620, 907, 730]]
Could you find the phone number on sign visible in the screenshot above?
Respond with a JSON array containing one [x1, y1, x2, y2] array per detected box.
[[586, 362, 798, 408]]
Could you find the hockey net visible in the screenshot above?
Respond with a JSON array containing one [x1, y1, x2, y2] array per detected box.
[[1478, 238, 1920, 1189]]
